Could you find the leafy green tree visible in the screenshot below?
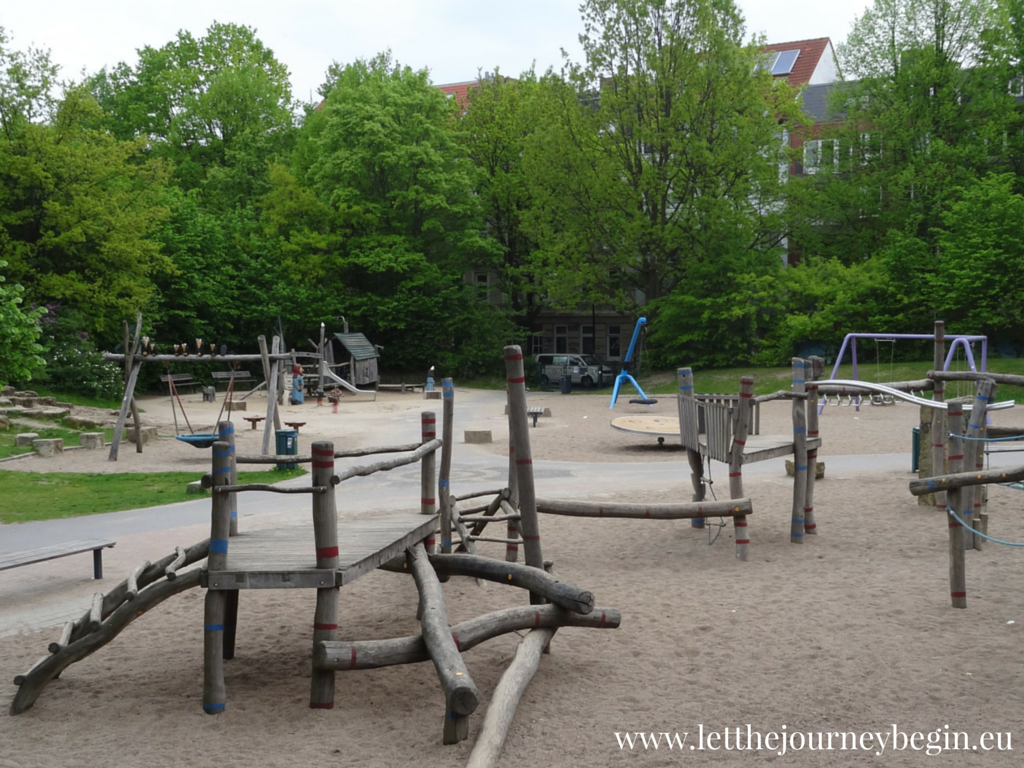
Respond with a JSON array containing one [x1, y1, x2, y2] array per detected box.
[[933, 174, 1024, 340], [458, 70, 548, 330], [301, 53, 511, 373], [0, 259, 44, 384], [521, 0, 802, 363], [1, 32, 173, 344]]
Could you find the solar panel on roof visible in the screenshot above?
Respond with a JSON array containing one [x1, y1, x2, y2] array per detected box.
[[771, 49, 800, 76]]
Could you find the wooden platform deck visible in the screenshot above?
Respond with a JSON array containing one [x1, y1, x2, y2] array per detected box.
[[610, 416, 820, 464], [202, 514, 434, 590]]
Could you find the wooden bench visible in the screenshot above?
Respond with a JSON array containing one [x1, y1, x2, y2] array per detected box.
[[243, 416, 265, 430], [0, 539, 116, 579], [378, 383, 425, 393], [528, 407, 545, 428], [161, 373, 201, 394], [212, 370, 254, 390]]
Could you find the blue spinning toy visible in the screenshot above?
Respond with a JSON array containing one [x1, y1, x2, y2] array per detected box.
[[609, 317, 657, 408]]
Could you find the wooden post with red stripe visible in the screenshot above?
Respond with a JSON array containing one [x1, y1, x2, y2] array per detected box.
[[439, 380, 455, 562], [730, 377, 754, 561], [790, 360, 808, 544], [202, 440, 232, 714], [504, 346, 544, 591], [946, 403, 967, 609], [804, 359, 820, 536], [421, 412, 437, 556], [505, 389, 520, 563], [677, 368, 706, 529], [310, 441, 340, 708]]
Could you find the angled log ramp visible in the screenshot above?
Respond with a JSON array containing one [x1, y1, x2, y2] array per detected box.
[[315, 604, 620, 670], [67, 540, 210, 645], [465, 628, 556, 768], [11, 568, 202, 715], [407, 542, 479, 743]]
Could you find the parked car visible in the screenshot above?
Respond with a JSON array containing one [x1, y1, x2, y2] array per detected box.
[[535, 354, 614, 388]]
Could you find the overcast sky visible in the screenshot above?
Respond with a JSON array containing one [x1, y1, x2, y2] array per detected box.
[[3, 1, 871, 103]]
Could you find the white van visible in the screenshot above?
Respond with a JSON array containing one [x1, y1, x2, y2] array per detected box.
[[536, 354, 613, 388]]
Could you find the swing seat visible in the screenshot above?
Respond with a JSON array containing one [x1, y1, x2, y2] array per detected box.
[[175, 433, 218, 449], [629, 398, 658, 406]]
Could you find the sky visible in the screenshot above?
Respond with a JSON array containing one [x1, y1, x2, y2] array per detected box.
[[2, 0, 872, 104]]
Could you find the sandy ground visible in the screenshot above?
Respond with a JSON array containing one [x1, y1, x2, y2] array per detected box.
[[4, 386, 1024, 766]]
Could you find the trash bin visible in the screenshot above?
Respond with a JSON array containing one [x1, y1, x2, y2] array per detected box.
[[911, 426, 920, 473], [275, 429, 298, 471], [560, 375, 571, 395]]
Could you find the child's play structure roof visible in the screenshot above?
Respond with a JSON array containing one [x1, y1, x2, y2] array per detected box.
[[333, 333, 379, 361]]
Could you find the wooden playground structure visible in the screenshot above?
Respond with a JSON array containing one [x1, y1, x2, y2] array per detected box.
[[10, 347, 625, 768]]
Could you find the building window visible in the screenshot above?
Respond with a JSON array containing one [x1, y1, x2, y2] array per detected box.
[[531, 334, 544, 355], [581, 325, 595, 355], [607, 325, 621, 359], [475, 272, 488, 287], [554, 325, 568, 354]]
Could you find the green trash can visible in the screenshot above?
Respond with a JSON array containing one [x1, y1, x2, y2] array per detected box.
[[275, 429, 298, 471], [911, 426, 920, 473]]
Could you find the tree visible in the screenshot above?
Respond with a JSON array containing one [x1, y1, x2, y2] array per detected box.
[[1, 32, 173, 344], [788, 0, 1010, 336], [297, 52, 511, 374], [0, 259, 44, 384], [521, 0, 801, 363], [458, 70, 548, 331]]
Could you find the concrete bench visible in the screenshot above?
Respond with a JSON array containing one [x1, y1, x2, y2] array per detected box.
[[0, 539, 116, 579]]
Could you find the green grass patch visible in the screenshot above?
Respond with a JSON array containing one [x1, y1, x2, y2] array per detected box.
[[0, 468, 307, 524], [1, 416, 117, 459], [24, 388, 123, 410]]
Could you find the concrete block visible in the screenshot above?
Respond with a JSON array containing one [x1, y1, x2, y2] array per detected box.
[[187, 480, 209, 495], [127, 426, 159, 444], [464, 430, 493, 444], [786, 459, 825, 479], [424, 391, 442, 400], [15, 433, 39, 447], [33, 438, 64, 457], [226, 400, 247, 412], [80, 432, 105, 450]]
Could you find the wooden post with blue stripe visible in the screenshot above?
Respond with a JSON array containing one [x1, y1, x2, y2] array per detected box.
[[504, 346, 544, 587], [730, 376, 754, 560], [310, 441, 340, 708], [927, 321, 946, 510], [790, 359, 808, 544], [804, 359, 820, 536], [677, 368, 706, 529], [438, 379, 455, 564], [961, 379, 994, 551], [217, 421, 240, 658], [945, 403, 967, 608], [202, 440, 232, 713]]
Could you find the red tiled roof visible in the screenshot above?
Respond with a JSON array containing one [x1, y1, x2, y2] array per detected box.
[[435, 80, 479, 111], [761, 38, 832, 88]]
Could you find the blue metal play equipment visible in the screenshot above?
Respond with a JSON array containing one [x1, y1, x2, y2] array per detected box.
[[609, 317, 657, 408]]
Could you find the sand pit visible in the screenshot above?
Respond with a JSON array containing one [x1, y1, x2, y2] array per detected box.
[[4, 386, 1024, 766]]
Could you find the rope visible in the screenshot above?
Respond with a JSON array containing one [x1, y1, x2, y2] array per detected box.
[[701, 455, 727, 545], [948, 432, 1024, 443], [946, 506, 1024, 547]]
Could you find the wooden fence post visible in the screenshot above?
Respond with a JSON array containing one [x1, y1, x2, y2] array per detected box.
[[310, 441, 339, 709], [945, 403, 967, 609], [504, 346, 544, 585], [790, 360, 807, 544]]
